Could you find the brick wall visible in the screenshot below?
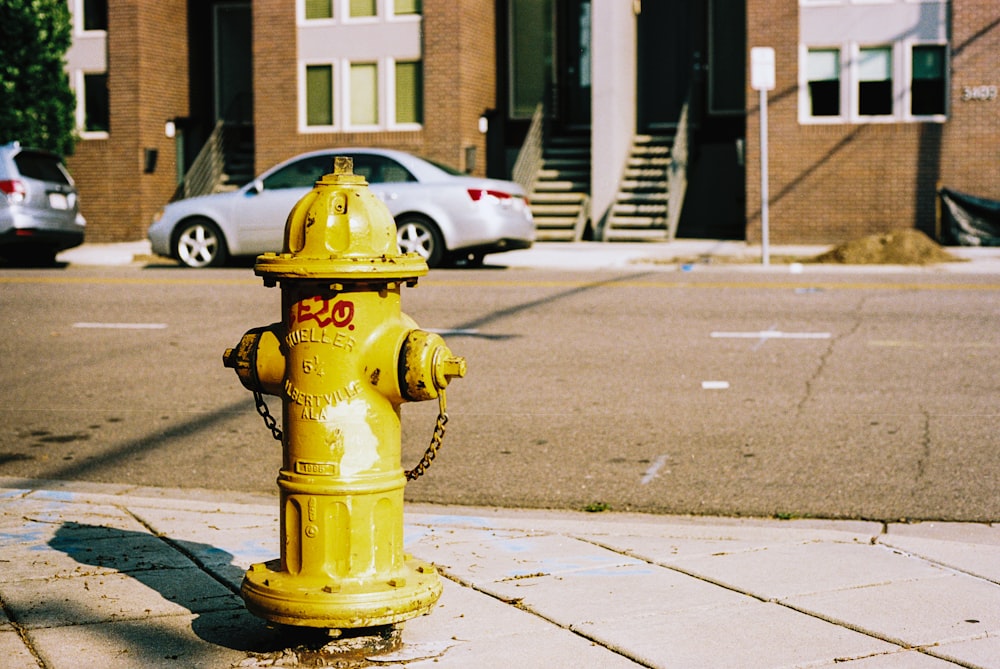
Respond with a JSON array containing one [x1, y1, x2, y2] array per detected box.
[[744, 0, 1000, 245], [942, 0, 1000, 202], [66, 0, 188, 242], [255, 0, 495, 177], [422, 0, 496, 174], [65, 0, 497, 242]]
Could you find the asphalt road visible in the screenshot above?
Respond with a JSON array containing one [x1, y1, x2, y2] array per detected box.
[[1, 264, 998, 522]]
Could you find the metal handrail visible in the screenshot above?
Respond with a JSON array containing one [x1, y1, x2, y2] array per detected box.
[[173, 120, 227, 201], [511, 102, 545, 193], [572, 193, 590, 241], [666, 94, 692, 241]]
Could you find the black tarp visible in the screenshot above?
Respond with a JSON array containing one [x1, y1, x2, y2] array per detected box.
[[939, 188, 1000, 246]]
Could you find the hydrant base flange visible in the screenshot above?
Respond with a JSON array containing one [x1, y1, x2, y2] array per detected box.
[[242, 557, 442, 629]]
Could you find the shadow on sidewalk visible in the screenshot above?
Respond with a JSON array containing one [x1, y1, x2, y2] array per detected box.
[[48, 522, 289, 656]]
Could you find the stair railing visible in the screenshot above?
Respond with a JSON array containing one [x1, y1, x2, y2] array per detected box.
[[572, 193, 590, 241], [172, 120, 227, 201], [512, 102, 545, 193], [666, 92, 692, 241]]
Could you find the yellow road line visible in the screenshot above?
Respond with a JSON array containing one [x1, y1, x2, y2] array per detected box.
[[427, 279, 1000, 291], [2, 276, 999, 291], [0, 276, 257, 286]]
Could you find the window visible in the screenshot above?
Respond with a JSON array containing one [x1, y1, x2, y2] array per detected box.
[[350, 63, 378, 126], [394, 0, 421, 15], [350, 0, 376, 18], [911, 45, 946, 116], [857, 47, 892, 116], [806, 49, 841, 116], [82, 0, 108, 32], [304, 0, 333, 20], [394, 60, 422, 124], [83, 73, 109, 133], [305, 65, 334, 126]]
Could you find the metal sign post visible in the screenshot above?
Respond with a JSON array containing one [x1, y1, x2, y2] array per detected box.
[[750, 47, 775, 266]]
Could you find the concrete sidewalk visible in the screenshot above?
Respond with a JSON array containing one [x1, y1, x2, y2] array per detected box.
[[55, 239, 1000, 273], [1, 478, 998, 668]]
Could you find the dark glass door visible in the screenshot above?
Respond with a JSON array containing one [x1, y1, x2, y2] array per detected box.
[[556, 0, 591, 128], [637, 0, 693, 132]]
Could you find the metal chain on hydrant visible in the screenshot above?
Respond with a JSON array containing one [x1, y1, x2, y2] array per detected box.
[[253, 389, 283, 442], [405, 390, 449, 481], [252, 387, 449, 481]]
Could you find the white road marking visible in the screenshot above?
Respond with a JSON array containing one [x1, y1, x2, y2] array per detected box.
[[641, 454, 669, 485], [710, 330, 831, 340], [712, 325, 831, 351], [702, 381, 730, 389]]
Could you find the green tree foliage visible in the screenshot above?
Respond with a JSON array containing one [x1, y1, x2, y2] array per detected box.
[[0, 0, 77, 156]]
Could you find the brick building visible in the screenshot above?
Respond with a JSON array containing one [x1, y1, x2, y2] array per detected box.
[[744, 0, 1000, 244], [64, 0, 494, 243], [61, 0, 998, 245]]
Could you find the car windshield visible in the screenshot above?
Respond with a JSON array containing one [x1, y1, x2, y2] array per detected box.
[[261, 155, 332, 190], [261, 153, 418, 190], [14, 151, 70, 184]]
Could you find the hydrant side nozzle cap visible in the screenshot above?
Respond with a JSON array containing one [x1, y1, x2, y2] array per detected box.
[[435, 353, 467, 389]]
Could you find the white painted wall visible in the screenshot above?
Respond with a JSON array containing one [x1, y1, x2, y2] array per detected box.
[[590, 1, 637, 229]]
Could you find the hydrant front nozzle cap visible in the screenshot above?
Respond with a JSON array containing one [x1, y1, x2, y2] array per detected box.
[[436, 354, 467, 389]]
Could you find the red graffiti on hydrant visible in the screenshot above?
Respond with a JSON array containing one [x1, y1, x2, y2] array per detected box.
[[295, 297, 355, 330]]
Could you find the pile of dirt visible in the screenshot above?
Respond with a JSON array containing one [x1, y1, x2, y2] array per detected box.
[[808, 229, 964, 265]]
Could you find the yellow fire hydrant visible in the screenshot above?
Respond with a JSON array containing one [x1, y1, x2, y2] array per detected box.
[[223, 156, 465, 631]]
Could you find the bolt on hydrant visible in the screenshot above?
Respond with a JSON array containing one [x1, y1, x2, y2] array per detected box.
[[223, 157, 465, 638]]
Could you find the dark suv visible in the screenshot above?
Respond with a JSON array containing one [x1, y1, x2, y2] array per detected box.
[[0, 142, 85, 265]]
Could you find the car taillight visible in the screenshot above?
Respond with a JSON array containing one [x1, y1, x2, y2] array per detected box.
[[467, 188, 514, 202], [0, 179, 27, 203]]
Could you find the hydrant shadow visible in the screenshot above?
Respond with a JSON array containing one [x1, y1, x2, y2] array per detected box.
[[47, 521, 306, 656]]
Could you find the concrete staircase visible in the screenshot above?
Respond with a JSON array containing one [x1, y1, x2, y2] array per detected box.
[[603, 134, 673, 241], [528, 134, 591, 242]]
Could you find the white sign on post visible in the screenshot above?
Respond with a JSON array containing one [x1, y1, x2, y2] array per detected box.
[[750, 47, 775, 265], [750, 47, 776, 91]]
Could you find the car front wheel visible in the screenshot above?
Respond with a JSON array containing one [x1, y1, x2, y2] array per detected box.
[[174, 218, 228, 268], [396, 215, 444, 268]]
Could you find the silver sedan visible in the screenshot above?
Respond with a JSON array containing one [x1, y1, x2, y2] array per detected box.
[[148, 148, 534, 268]]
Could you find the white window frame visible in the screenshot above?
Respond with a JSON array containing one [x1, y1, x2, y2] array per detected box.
[[298, 0, 422, 25], [299, 61, 339, 132], [347, 60, 382, 130], [73, 0, 108, 35], [849, 42, 897, 122], [388, 58, 423, 130], [74, 70, 109, 140], [298, 57, 423, 133], [799, 46, 846, 124], [904, 41, 949, 122], [799, 40, 948, 124]]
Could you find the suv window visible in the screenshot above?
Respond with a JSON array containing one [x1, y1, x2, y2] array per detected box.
[[14, 151, 70, 185]]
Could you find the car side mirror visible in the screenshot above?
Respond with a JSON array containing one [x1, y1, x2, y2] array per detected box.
[[247, 179, 263, 195]]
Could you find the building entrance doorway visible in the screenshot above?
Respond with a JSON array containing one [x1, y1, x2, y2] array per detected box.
[[637, 0, 695, 132]]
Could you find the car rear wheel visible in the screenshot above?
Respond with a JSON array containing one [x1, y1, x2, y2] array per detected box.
[[396, 215, 444, 268], [174, 218, 228, 268]]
